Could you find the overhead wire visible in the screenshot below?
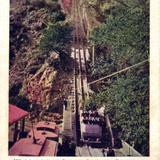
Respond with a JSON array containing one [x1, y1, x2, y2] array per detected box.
[[88, 59, 149, 86]]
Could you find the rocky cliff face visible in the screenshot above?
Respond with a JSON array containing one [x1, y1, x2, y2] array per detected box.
[[10, 0, 73, 112], [10, 0, 50, 82]]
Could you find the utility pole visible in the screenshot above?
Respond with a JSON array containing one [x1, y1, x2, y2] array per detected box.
[[92, 45, 95, 66]]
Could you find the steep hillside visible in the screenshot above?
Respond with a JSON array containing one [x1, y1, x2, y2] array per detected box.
[[83, 0, 149, 156], [10, 0, 73, 112]]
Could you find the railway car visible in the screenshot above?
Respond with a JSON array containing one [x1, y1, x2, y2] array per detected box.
[[79, 109, 104, 145]]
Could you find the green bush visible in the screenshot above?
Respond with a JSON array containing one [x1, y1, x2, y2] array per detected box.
[[30, 0, 45, 8], [39, 22, 73, 54], [29, 0, 59, 10], [88, 64, 149, 155], [51, 11, 66, 22], [88, 0, 149, 155]]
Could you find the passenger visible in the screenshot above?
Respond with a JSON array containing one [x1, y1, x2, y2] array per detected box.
[[91, 117, 96, 124], [90, 110, 94, 117], [99, 118, 103, 125], [62, 139, 70, 156], [83, 119, 87, 124], [85, 110, 89, 116], [94, 117, 97, 124], [63, 98, 68, 110], [89, 117, 92, 124], [95, 111, 99, 117], [95, 111, 98, 117], [102, 148, 107, 157], [107, 148, 115, 157], [69, 142, 76, 156], [86, 111, 89, 116], [82, 111, 85, 117], [83, 117, 89, 124], [85, 116, 89, 120], [95, 117, 99, 121]]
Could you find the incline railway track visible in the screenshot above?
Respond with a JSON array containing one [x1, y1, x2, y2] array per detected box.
[[71, 1, 120, 155], [72, 0, 89, 145], [64, 0, 120, 155]]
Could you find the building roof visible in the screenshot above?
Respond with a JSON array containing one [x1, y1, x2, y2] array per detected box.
[[28, 121, 59, 141], [28, 129, 58, 140], [9, 138, 45, 156], [9, 104, 29, 126], [40, 139, 58, 156], [9, 138, 58, 156], [35, 121, 57, 130]]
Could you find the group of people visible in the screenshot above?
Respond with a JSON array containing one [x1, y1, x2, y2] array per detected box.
[[81, 109, 104, 126], [58, 139, 76, 156], [102, 147, 115, 157], [82, 110, 99, 117]]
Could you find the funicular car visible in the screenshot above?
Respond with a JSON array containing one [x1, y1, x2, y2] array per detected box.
[[79, 109, 104, 145]]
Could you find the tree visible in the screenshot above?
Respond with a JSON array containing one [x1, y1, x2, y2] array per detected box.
[[51, 11, 66, 22], [87, 0, 149, 155], [88, 65, 149, 155], [39, 22, 73, 54], [89, 0, 149, 76]]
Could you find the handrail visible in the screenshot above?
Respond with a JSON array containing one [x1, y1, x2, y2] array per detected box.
[[106, 114, 114, 148]]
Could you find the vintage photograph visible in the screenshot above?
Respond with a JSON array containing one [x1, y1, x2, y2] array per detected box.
[[9, 0, 149, 157]]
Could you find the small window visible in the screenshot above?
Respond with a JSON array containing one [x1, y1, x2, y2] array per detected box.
[[37, 127, 55, 133]]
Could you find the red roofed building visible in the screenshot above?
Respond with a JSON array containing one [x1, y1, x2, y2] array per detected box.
[[9, 104, 29, 146], [9, 104, 29, 126], [9, 138, 58, 156]]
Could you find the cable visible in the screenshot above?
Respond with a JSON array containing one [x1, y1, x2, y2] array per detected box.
[[88, 59, 149, 86]]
